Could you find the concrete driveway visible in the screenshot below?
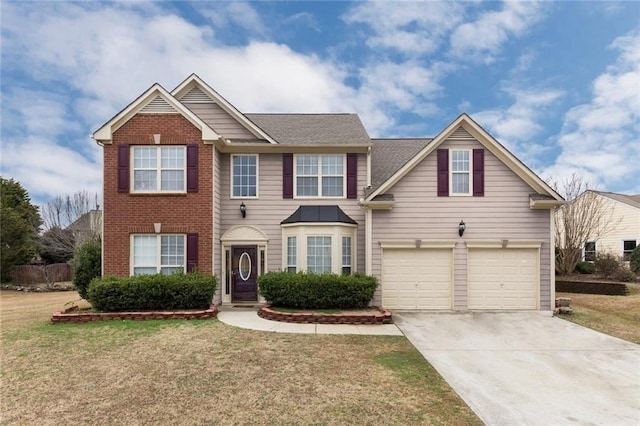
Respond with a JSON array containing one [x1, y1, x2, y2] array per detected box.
[[393, 312, 640, 425]]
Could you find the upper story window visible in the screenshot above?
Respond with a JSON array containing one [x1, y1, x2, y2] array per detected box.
[[231, 155, 258, 198], [450, 150, 471, 195], [132, 146, 185, 193], [295, 154, 345, 198], [132, 234, 185, 275], [623, 240, 637, 261]]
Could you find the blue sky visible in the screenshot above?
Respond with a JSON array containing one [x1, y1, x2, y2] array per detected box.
[[1, 1, 639, 206]]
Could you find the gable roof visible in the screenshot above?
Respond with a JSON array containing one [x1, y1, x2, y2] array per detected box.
[[281, 205, 357, 225], [590, 191, 640, 209], [368, 138, 433, 194], [364, 113, 563, 203], [171, 74, 277, 144], [92, 83, 220, 143], [246, 113, 371, 146]]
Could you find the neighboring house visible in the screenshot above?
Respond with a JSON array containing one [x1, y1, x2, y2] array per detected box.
[[578, 191, 640, 262], [67, 209, 103, 246], [92, 74, 564, 311]]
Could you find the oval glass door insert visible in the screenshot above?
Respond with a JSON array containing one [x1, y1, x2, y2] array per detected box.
[[239, 252, 251, 281]]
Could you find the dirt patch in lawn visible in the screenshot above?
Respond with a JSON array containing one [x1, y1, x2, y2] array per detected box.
[[1, 290, 480, 425], [557, 287, 640, 344]]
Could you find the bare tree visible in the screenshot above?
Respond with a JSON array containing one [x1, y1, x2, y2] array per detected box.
[[40, 190, 101, 264], [552, 174, 616, 275]]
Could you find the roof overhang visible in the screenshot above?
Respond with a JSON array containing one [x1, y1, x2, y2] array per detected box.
[[365, 113, 564, 204], [172, 74, 278, 144], [358, 197, 394, 210], [92, 83, 220, 144], [214, 140, 371, 154], [529, 197, 565, 209]]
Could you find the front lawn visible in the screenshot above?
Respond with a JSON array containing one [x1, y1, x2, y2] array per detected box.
[[0, 291, 480, 425], [557, 286, 640, 344]]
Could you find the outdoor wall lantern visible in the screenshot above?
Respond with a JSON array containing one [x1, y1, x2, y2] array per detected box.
[[458, 220, 466, 237], [240, 202, 247, 218]]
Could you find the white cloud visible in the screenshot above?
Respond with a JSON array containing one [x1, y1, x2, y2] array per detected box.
[[543, 30, 640, 192], [473, 86, 563, 162], [450, 1, 546, 63], [343, 1, 465, 55], [198, 2, 268, 38]]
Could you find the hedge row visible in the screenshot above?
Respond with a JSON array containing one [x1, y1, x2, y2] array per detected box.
[[87, 273, 217, 312], [258, 271, 377, 309]]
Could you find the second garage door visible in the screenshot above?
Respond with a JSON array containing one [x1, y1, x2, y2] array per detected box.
[[468, 248, 538, 310], [382, 248, 452, 310]]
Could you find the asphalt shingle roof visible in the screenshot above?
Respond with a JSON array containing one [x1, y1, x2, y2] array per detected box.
[[592, 191, 640, 209], [245, 113, 371, 145], [368, 138, 433, 194]]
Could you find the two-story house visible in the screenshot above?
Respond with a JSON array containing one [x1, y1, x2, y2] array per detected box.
[[93, 74, 563, 311]]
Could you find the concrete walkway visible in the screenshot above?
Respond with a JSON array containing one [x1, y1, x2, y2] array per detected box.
[[217, 309, 403, 335], [394, 312, 640, 425]]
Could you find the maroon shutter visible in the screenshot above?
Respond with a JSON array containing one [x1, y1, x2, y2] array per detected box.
[[283, 153, 293, 199], [346, 153, 357, 199], [437, 149, 449, 196], [186, 144, 198, 193], [473, 148, 484, 196], [117, 145, 129, 193], [186, 233, 198, 273]]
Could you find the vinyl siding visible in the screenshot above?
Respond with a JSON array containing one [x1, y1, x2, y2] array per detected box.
[[371, 137, 552, 310], [183, 102, 256, 140], [219, 152, 367, 274], [586, 197, 640, 258]]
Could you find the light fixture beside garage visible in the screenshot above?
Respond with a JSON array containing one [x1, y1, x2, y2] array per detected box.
[[458, 220, 466, 237], [240, 202, 247, 218]]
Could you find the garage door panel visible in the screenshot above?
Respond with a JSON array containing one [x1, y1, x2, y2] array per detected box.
[[382, 249, 452, 310], [468, 248, 538, 310]]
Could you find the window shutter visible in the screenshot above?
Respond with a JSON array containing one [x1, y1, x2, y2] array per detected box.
[[473, 148, 484, 197], [186, 233, 198, 272], [186, 144, 198, 193], [437, 149, 449, 196], [117, 145, 130, 193], [283, 153, 293, 199], [346, 153, 358, 199]]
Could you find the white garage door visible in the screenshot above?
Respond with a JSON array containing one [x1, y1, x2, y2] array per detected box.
[[382, 248, 452, 310], [468, 248, 538, 310]]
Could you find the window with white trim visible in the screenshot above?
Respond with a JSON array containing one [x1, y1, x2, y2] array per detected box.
[[287, 236, 297, 273], [295, 154, 345, 197], [132, 146, 185, 192], [231, 154, 258, 197], [623, 240, 637, 261], [584, 241, 596, 262], [307, 236, 332, 273], [132, 234, 185, 275], [342, 236, 352, 275], [450, 150, 471, 195]]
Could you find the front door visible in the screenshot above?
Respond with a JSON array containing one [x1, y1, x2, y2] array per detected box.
[[231, 246, 258, 302]]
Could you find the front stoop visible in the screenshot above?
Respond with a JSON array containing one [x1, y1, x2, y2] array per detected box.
[[51, 305, 218, 323], [258, 306, 393, 325]]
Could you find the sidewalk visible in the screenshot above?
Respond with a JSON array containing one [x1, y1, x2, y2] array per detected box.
[[217, 309, 403, 336]]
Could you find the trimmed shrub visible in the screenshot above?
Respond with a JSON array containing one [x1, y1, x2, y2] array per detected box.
[[630, 246, 640, 274], [612, 267, 636, 283], [258, 271, 377, 309], [595, 253, 619, 278], [72, 239, 101, 299], [575, 261, 595, 275], [87, 273, 217, 312]]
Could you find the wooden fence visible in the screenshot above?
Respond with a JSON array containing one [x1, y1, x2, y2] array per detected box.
[[11, 264, 72, 285]]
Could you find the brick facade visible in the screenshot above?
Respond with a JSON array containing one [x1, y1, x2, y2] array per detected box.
[[103, 114, 213, 276]]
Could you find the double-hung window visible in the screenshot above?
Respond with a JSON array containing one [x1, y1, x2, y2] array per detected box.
[[287, 237, 297, 273], [231, 155, 258, 197], [342, 236, 352, 275], [584, 241, 596, 262], [295, 154, 344, 197], [623, 240, 637, 261], [307, 236, 332, 273], [132, 234, 185, 275], [450, 150, 471, 195], [133, 146, 185, 192]]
